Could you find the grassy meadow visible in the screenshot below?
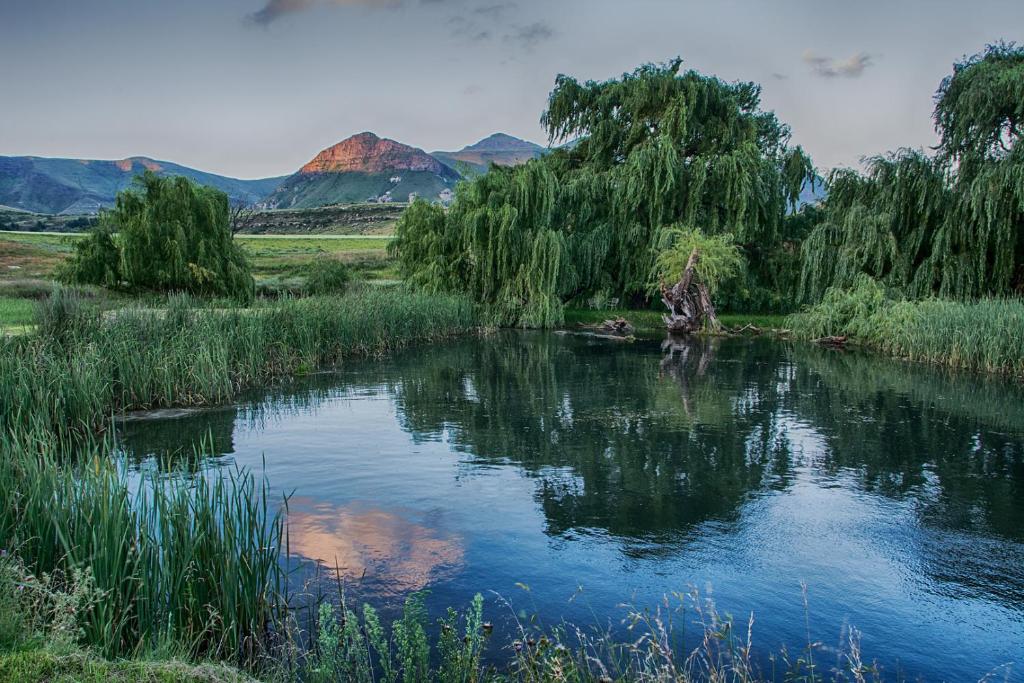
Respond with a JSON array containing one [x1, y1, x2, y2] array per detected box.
[[0, 231, 397, 327]]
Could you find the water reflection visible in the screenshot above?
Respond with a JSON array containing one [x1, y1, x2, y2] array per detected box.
[[113, 331, 1024, 680], [286, 498, 463, 596]]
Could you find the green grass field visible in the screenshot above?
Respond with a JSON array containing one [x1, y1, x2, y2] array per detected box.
[[0, 297, 35, 330], [237, 235, 395, 283], [0, 232, 399, 293]]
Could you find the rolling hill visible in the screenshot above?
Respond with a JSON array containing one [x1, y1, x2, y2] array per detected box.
[[264, 132, 460, 209], [431, 133, 546, 175], [0, 155, 285, 215], [0, 132, 549, 215]]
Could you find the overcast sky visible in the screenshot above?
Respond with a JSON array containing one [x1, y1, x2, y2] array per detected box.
[[1, 0, 1020, 179]]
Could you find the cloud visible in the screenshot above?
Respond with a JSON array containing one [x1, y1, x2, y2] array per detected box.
[[446, 5, 552, 51], [503, 21, 554, 49], [802, 50, 873, 78], [247, 0, 402, 26], [473, 2, 516, 20]]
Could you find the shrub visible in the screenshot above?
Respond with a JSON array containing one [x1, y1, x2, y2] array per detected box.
[[62, 172, 254, 302], [304, 257, 351, 296], [788, 278, 1024, 375], [57, 223, 120, 288]]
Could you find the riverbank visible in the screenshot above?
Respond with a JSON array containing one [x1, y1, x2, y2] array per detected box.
[[2, 294, 1016, 681], [0, 288, 480, 674], [788, 277, 1024, 377], [1, 288, 478, 439]]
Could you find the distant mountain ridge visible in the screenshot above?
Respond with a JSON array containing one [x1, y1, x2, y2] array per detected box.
[[301, 132, 456, 176], [264, 132, 461, 209], [0, 155, 285, 215], [431, 133, 546, 175], [0, 132, 550, 215]]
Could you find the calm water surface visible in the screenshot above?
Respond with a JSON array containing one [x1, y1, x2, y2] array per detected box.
[[116, 332, 1024, 681]]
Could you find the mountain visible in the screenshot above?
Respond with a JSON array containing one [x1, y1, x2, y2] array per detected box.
[[431, 133, 546, 175], [265, 132, 460, 209], [0, 155, 285, 215]]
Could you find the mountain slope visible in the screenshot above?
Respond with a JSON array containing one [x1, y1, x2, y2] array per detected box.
[[0, 156, 285, 215], [265, 132, 459, 209], [431, 133, 546, 175]]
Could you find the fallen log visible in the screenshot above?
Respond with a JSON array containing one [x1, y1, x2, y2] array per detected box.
[[585, 317, 635, 336], [812, 335, 848, 347]]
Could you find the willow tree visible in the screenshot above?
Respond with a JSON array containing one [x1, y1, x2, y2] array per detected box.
[[64, 172, 254, 300], [800, 43, 1024, 302], [393, 59, 814, 326]]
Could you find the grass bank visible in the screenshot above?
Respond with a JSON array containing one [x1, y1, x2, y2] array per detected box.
[[788, 277, 1024, 377], [1, 287, 477, 440], [0, 287, 479, 673]]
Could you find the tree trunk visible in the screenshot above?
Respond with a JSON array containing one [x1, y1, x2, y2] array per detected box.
[[659, 248, 721, 334]]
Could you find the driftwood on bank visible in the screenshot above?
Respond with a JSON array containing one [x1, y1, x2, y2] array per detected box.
[[659, 248, 721, 334], [812, 335, 848, 348], [570, 316, 636, 342], [589, 317, 635, 336]]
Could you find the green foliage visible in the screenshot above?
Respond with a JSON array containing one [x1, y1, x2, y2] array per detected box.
[[0, 650, 254, 683], [0, 289, 478, 443], [34, 285, 101, 344], [394, 59, 815, 325], [63, 173, 255, 301], [650, 225, 743, 295], [58, 222, 121, 288], [0, 555, 78, 652], [801, 44, 1024, 302], [789, 279, 1024, 376], [0, 429, 285, 664], [789, 275, 888, 339], [304, 593, 486, 683], [303, 256, 351, 296], [934, 41, 1024, 163]]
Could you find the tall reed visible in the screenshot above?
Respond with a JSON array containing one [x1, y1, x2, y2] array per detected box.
[[0, 287, 479, 441], [0, 428, 285, 664], [0, 286, 479, 666], [788, 276, 1024, 376]]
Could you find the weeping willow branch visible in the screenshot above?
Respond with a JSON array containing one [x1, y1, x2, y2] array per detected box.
[[393, 59, 815, 327], [800, 43, 1024, 303]]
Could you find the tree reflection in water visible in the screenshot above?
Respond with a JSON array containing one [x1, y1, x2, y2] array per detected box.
[[114, 331, 1024, 605]]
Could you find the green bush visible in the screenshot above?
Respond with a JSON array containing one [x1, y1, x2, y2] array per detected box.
[[57, 224, 120, 288], [304, 257, 351, 296], [62, 172, 254, 302]]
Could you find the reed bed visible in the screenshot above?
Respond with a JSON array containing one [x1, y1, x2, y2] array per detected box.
[[788, 276, 1024, 376], [0, 286, 479, 668], [0, 429, 284, 664], [0, 287, 479, 440]]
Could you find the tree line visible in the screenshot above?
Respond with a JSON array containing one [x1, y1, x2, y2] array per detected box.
[[392, 44, 1023, 326]]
